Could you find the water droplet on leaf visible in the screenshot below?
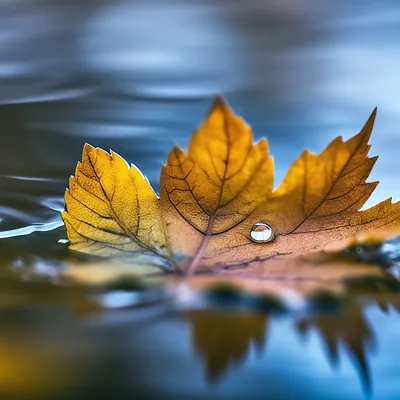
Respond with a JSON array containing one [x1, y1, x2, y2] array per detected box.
[[250, 222, 275, 243]]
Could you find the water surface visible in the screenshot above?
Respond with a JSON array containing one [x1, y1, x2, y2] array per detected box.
[[1, 1, 400, 399]]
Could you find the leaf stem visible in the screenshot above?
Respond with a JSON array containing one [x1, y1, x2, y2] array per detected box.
[[187, 216, 215, 275]]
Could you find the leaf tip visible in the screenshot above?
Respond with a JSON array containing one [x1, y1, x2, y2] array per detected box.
[[370, 155, 379, 165], [210, 94, 232, 114], [302, 148, 313, 157], [213, 94, 227, 106], [172, 145, 185, 157], [166, 145, 185, 165], [361, 107, 378, 137], [367, 107, 378, 125], [82, 143, 98, 164], [83, 143, 95, 154]]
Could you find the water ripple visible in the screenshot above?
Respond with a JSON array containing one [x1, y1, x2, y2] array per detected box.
[[0, 216, 64, 239]]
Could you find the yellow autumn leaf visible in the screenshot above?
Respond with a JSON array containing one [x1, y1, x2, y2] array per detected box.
[[161, 96, 273, 273], [61, 96, 400, 275], [62, 143, 172, 267], [205, 108, 400, 269]]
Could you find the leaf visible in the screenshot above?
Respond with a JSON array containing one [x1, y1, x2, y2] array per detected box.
[[62, 144, 172, 266], [62, 96, 400, 276], [161, 96, 273, 272], [205, 109, 400, 268]]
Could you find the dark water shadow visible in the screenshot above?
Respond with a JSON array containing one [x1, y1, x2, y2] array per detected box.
[[183, 275, 400, 397]]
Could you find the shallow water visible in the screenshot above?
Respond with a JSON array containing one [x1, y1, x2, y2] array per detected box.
[[1, 1, 400, 399]]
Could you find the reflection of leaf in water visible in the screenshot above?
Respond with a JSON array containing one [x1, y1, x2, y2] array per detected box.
[[377, 296, 400, 313], [344, 275, 400, 314], [188, 310, 268, 380], [297, 306, 375, 393]]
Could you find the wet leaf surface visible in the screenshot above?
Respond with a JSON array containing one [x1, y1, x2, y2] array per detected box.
[[62, 97, 400, 275]]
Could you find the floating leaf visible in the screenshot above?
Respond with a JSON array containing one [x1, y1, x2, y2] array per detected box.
[[62, 97, 400, 276]]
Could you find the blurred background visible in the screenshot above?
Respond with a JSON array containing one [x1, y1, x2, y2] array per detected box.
[[1, 1, 400, 399]]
